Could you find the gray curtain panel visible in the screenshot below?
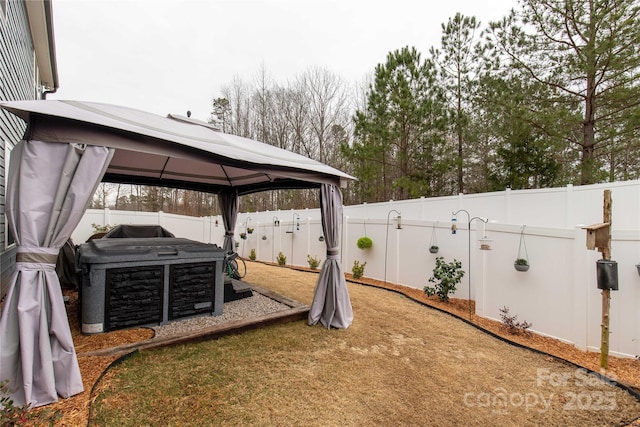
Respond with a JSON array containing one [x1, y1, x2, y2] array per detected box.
[[0, 140, 113, 407], [308, 184, 353, 329], [218, 189, 239, 253]]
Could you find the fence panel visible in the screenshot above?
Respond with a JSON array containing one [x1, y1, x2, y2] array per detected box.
[[73, 180, 640, 357]]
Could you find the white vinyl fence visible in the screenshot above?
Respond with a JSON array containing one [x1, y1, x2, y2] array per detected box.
[[73, 180, 640, 359]]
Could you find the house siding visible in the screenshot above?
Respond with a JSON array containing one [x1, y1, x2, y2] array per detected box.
[[0, 0, 41, 295]]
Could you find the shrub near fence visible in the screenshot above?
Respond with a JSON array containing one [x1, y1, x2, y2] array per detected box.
[[73, 180, 640, 358]]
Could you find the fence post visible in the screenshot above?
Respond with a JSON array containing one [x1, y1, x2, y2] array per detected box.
[[565, 184, 574, 228], [343, 216, 349, 269], [103, 207, 111, 226], [505, 187, 511, 224]]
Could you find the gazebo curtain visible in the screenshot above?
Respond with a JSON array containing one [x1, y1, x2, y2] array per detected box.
[[0, 140, 113, 407], [218, 189, 239, 254], [308, 184, 353, 329]]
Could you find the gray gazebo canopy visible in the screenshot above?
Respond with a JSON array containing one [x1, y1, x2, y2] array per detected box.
[[0, 100, 355, 408]]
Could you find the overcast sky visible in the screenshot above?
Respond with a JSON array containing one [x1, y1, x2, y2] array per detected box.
[[50, 0, 517, 122]]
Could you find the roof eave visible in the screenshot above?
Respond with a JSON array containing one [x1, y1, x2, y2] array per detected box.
[[25, 0, 59, 94]]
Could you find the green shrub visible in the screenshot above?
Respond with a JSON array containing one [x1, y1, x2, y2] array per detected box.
[[276, 252, 287, 266], [352, 260, 367, 279], [357, 236, 373, 249], [307, 255, 320, 270], [424, 257, 465, 302], [249, 248, 256, 261], [1, 380, 61, 426], [515, 258, 529, 266]]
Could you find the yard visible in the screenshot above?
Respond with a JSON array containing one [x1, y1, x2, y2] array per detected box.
[[48, 262, 640, 426]]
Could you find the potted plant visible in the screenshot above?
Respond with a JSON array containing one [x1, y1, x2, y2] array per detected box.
[[357, 236, 373, 249], [514, 258, 530, 272], [514, 226, 530, 272], [429, 223, 439, 254], [247, 227, 254, 234], [239, 232, 247, 240], [262, 235, 267, 240]]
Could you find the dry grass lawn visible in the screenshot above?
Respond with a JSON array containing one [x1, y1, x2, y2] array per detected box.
[[79, 262, 640, 427]]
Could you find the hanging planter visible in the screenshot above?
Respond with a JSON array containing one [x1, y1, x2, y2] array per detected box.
[[240, 232, 247, 240], [357, 219, 372, 249], [318, 236, 325, 242], [357, 236, 373, 249], [247, 227, 254, 234], [429, 221, 439, 254], [514, 225, 530, 272], [262, 235, 267, 241]]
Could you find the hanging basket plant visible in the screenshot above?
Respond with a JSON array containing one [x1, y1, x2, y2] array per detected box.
[[357, 219, 372, 249], [429, 221, 439, 254], [357, 236, 373, 249], [514, 225, 530, 272], [240, 232, 247, 240], [247, 227, 254, 234]]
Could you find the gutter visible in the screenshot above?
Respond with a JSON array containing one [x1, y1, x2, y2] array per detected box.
[[41, 0, 58, 98]]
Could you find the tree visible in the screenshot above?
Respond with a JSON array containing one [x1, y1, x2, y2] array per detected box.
[[473, 72, 566, 190], [430, 13, 482, 194], [300, 66, 350, 164], [210, 97, 231, 132], [347, 46, 449, 202], [486, 0, 640, 184]]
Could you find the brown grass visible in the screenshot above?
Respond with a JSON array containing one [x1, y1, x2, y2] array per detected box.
[[36, 262, 640, 426]]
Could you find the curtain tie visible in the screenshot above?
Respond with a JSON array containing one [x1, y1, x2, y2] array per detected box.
[[326, 247, 339, 260], [16, 247, 59, 270]]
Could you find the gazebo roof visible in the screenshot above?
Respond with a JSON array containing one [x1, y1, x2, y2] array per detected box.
[[1, 100, 355, 195]]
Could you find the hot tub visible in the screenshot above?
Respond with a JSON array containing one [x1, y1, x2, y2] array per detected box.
[[77, 237, 225, 334]]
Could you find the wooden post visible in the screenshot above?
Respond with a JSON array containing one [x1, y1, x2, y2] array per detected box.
[[600, 190, 612, 369]]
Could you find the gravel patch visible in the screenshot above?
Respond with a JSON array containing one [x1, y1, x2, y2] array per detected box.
[[152, 292, 290, 339]]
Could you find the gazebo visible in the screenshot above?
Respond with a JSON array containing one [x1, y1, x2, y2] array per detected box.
[[0, 100, 355, 407]]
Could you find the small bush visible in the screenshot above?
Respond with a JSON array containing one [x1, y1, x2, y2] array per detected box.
[[1, 380, 61, 426], [249, 248, 256, 261], [424, 257, 465, 302], [357, 236, 373, 249], [499, 306, 532, 336], [307, 255, 320, 270], [276, 252, 287, 266], [352, 260, 367, 279]]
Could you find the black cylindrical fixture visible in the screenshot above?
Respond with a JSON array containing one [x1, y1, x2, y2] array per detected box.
[[596, 259, 619, 291]]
